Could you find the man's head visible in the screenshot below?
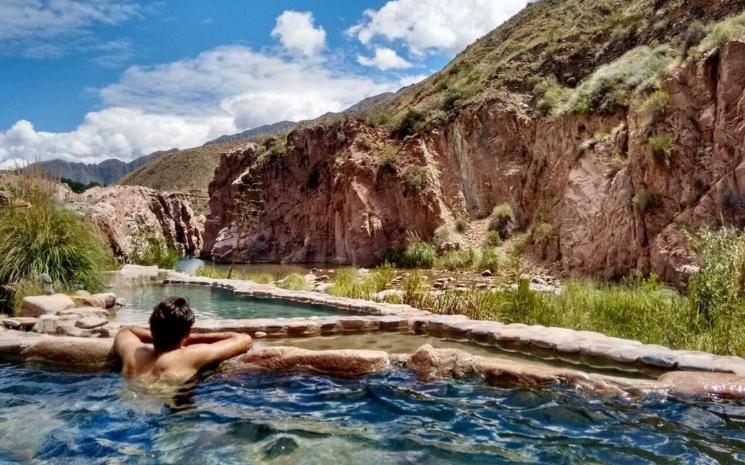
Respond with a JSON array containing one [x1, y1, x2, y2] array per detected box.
[[149, 297, 195, 351]]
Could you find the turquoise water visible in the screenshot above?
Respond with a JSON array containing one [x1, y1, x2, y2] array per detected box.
[[112, 284, 343, 324], [1, 363, 745, 464]]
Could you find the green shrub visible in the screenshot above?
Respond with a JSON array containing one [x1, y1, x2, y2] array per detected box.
[[196, 266, 274, 284], [329, 265, 394, 299], [393, 241, 436, 268], [432, 225, 453, 248], [440, 87, 475, 114], [564, 45, 677, 115], [376, 146, 397, 173], [488, 203, 515, 239], [129, 213, 182, 269], [533, 76, 572, 116], [694, 12, 745, 56], [404, 166, 429, 193], [355, 133, 372, 151], [483, 231, 502, 248], [0, 189, 113, 312], [396, 110, 426, 138], [478, 248, 503, 272], [530, 222, 553, 245], [277, 273, 308, 291], [367, 111, 393, 127], [632, 189, 661, 213], [687, 227, 745, 355], [641, 90, 669, 117], [683, 20, 708, 57], [436, 247, 477, 271], [648, 135, 672, 168]]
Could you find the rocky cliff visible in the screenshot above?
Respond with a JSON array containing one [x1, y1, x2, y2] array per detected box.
[[67, 186, 203, 262], [201, 2, 745, 285]]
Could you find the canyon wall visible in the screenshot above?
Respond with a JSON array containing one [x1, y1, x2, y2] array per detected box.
[[203, 41, 745, 284]]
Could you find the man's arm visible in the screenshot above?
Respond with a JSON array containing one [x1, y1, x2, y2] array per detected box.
[[183, 332, 252, 369], [113, 326, 151, 361]]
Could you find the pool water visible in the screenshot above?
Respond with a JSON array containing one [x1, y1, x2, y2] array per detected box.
[[111, 285, 343, 324], [2, 364, 745, 464]]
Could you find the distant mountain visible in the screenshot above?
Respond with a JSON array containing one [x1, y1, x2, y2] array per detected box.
[[205, 121, 296, 146], [342, 92, 395, 114], [22, 150, 173, 186]]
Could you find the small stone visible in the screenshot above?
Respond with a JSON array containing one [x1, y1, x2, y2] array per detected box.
[[316, 275, 330, 282], [314, 283, 333, 293], [91, 293, 117, 309], [254, 331, 267, 338], [481, 269, 493, 277], [263, 437, 298, 459], [115, 298, 127, 307]]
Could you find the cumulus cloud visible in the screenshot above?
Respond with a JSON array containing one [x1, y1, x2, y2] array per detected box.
[[0, 45, 415, 167], [357, 47, 412, 70], [271, 10, 326, 58], [349, 0, 528, 54], [0, 0, 139, 57]]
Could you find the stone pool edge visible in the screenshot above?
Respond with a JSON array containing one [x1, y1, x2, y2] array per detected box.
[[161, 271, 745, 377]]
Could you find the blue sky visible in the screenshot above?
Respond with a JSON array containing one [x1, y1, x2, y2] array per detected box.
[[0, 0, 527, 166]]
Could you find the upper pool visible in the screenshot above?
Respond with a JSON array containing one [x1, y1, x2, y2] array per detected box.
[[111, 284, 343, 324], [1, 363, 744, 464]]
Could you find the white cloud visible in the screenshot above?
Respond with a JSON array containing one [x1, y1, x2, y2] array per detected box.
[[357, 47, 412, 70], [271, 10, 326, 58], [349, 0, 528, 55], [0, 45, 416, 167], [0, 0, 139, 57]]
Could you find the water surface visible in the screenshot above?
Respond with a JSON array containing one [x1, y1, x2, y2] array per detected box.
[[1, 363, 744, 464]]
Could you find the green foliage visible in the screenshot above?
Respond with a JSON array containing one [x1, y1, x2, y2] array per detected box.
[[375, 146, 397, 173], [389, 241, 437, 269], [432, 225, 454, 248], [687, 227, 745, 355], [5, 279, 45, 316], [641, 90, 669, 117], [367, 111, 393, 127], [694, 12, 745, 56], [490, 203, 515, 222], [329, 265, 395, 300], [488, 203, 515, 239], [436, 247, 477, 271], [632, 188, 661, 213], [564, 45, 677, 115], [440, 87, 476, 114], [354, 133, 372, 151], [396, 110, 426, 137], [478, 248, 503, 272], [60, 178, 102, 193], [533, 76, 572, 117], [277, 273, 309, 291], [648, 135, 672, 168], [483, 231, 502, 248], [529, 222, 552, 245], [683, 20, 707, 57], [0, 188, 113, 312], [129, 214, 181, 269], [196, 266, 274, 284], [404, 166, 428, 193]]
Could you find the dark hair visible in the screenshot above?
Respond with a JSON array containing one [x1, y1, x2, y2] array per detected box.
[[149, 296, 195, 350]]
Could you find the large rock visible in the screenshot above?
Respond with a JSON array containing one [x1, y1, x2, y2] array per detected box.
[[20, 294, 75, 317], [66, 186, 203, 262], [235, 346, 390, 377]]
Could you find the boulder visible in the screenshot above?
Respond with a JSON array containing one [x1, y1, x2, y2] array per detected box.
[[91, 293, 117, 309], [236, 347, 390, 377], [76, 317, 108, 330], [20, 294, 75, 317], [118, 264, 160, 280]]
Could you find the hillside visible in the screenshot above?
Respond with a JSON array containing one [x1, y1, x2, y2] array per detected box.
[[205, 121, 296, 146], [201, 0, 745, 287], [19, 150, 170, 186]]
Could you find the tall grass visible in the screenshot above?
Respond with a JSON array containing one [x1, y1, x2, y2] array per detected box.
[[694, 12, 745, 56], [0, 185, 113, 312], [277, 273, 309, 291], [196, 265, 274, 284], [329, 264, 395, 300]]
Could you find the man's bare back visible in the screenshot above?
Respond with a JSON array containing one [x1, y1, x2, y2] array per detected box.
[[114, 297, 251, 383]]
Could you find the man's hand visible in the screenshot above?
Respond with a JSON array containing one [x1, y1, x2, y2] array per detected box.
[[123, 325, 153, 343], [185, 331, 248, 345]]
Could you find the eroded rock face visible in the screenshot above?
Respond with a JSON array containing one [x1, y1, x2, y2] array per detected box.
[[202, 41, 745, 285], [67, 186, 203, 262]]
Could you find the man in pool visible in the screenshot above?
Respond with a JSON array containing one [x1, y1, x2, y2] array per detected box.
[[114, 296, 252, 383]]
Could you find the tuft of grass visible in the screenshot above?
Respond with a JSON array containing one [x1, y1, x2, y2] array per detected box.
[[694, 12, 745, 56], [488, 203, 515, 239], [436, 247, 478, 271], [354, 133, 372, 151], [129, 213, 182, 269], [375, 146, 397, 173], [388, 241, 437, 269], [478, 248, 503, 272], [404, 166, 429, 193], [277, 273, 309, 291], [563, 45, 677, 115], [632, 188, 661, 213], [196, 266, 274, 284], [641, 90, 669, 118], [329, 265, 395, 300], [396, 109, 426, 138], [533, 75, 572, 117], [432, 225, 454, 249], [0, 187, 113, 311], [648, 135, 672, 168], [483, 231, 502, 248]]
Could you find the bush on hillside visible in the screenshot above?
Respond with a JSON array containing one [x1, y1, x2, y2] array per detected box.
[[648, 135, 672, 168], [396, 110, 426, 138], [488, 203, 515, 240], [694, 12, 745, 56], [387, 241, 437, 269]]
